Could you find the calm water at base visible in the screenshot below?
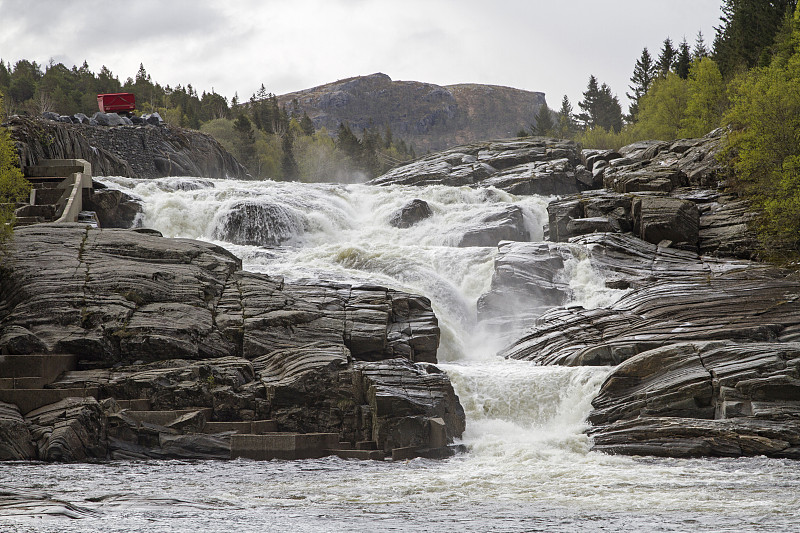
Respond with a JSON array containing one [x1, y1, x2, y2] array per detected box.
[[2, 452, 800, 532]]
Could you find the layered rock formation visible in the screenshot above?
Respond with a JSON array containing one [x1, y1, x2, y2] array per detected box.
[[369, 137, 593, 195], [7, 115, 248, 180], [0, 224, 465, 460], [473, 129, 800, 459]]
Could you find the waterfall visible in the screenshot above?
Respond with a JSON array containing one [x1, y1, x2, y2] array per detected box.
[[97, 176, 617, 442]]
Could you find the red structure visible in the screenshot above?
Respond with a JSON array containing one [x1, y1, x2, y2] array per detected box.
[[97, 93, 136, 114]]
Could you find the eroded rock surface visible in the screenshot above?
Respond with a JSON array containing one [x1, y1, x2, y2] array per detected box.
[[0, 224, 464, 459], [369, 138, 590, 195]]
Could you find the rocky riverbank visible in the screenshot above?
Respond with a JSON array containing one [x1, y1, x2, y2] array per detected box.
[[375, 129, 800, 459], [0, 225, 464, 461], [6, 115, 248, 180]]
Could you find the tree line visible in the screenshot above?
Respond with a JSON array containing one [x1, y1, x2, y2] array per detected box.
[[524, 0, 799, 258], [0, 61, 415, 182]]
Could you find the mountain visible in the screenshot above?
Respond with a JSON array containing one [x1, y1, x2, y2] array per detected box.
[[277, 73, 546, 152]]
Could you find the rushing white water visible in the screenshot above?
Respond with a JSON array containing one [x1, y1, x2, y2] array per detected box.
[[3, 176, 799, 532]]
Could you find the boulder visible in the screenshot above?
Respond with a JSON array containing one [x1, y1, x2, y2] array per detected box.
[[25, 397, 107, 462], [369, 138, 594, 195], [92, 112, 126, 126], [633, 196, 700, 247], [389, 199, 433, 228], [85, 186, 143, 228], [455, 205, 530, 247], [0, 402, 36, 460], [213, 201, 304, 247]]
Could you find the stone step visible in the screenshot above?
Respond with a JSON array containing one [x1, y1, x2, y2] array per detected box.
[[231, 432, 340, 460], [125, 408, 213, 427], [328, 449, 385, 460], [0, 376, 54, 390], [203, 420, 277, 434], [0, 387, 99, 415], [355, 440, 378, 450], [115, 399, 151, 410], [0, 354, 78, 382]]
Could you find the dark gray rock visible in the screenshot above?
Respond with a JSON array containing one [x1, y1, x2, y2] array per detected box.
[[85, 186, 143, 228], [588, 341, 800, 459], [633, 196, 700, 247], [26, 397, 107, 461], [213, 201, 304, 246], [389, 199, 433, 228], [93, 112, 126, 127], [41, 112, 60, 122], [8, 116, 248, 180], [0, 401, 35, 460], [369, 138, 593, 195], [456, 205, 530, 247]]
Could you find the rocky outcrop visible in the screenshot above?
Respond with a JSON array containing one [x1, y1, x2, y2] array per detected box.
[[487, 230, 800, 458], [7, 115, 248, 180], [369, 137, 590, 195], [84, 182, 143, 228], [213, 201, 304, 246], [0, 401, 36, 460], [277, 72, 547, 152], [455, 205, 530, 247], [0, 224, 464, 459]]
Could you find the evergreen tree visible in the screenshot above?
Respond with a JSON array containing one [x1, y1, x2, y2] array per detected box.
[[596, 84, 624, 133], [657, 38, 677, 77], [713, 0, 797, 76], [577, 75, 600, 128], [299, 112, 314, 136], [626, 47, 657, 122], [693, 31, 710, 59], [675, 39, 693, 79], [534, 102, 554, 136], [0, 106, 31, 245], [281, 129, 299, 180], [555, 95, 576, 139]]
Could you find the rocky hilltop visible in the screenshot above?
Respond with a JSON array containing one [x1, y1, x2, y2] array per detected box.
[[278, 73, 546, 152], [6, 115, 248, 180]]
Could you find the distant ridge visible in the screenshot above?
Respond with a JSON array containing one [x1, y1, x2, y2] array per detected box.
[[277, 73, 546, 152]]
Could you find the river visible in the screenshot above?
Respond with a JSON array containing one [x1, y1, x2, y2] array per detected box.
[[1, 176, 799, 532]]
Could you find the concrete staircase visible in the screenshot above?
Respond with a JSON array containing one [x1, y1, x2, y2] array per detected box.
[[0, 353, 396, 460], [0, 354, 97, 414]]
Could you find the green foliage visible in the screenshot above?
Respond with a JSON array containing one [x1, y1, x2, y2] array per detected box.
[[555, 95, 577, 139], [0, 115, 31, 245], [533, 103, 554, 136], [626, 47, 656, 122], [635, 73, 689, 140], [714, 0, 797, 76], [577, 76, 623, 132], [722, 5, 800, 257], [574, 125, 648, 150], [657, 38, 677, 77], [675, 39, 693, 79], [680, 57, 728, 137]]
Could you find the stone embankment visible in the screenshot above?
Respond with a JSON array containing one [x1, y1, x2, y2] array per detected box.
[[6, 115, 248, 181], [0, 225, 465, 461], [375, 129, 800, 459]]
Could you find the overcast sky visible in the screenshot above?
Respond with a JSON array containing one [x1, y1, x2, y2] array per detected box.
[[0, 0, 722, 112]]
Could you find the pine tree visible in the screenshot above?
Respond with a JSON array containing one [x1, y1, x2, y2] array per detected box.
[[626, 47, 657, 122], [675, 39, 693, 79], [555, 95, 576, 139], [577, 75, 600, 128], [713, 0, 797, 76], [693, 31, 710, 59], [534, 102, 554, 136], [281, 130, 298, 180], [657, 38, 677, 77], [596, 84, 623, 133], [299, 112, 314, 136]]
